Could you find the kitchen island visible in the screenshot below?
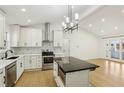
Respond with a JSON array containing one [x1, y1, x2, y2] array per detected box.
[[53, 57, 99, 87]]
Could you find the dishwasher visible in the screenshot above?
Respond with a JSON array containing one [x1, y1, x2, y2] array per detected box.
[[5, 62, 16, 87]]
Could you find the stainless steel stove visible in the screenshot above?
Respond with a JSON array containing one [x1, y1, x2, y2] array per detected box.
[[42, 52, 54, 70]]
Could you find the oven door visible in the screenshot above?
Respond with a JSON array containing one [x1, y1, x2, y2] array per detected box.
[[43, 57, 53, 64], [58, 68, 65, 85]]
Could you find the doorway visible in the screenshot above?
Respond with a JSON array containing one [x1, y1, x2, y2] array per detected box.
[[103, 38, 124, 62]]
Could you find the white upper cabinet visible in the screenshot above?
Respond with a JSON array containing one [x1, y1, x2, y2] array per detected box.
[[20, 26, 42, 47], [54, 30, 63, 47], [31, 28, 42, 47], [10, 24, 20, 47], [20, 28, 32, 47], [0, 11, 5, 48]]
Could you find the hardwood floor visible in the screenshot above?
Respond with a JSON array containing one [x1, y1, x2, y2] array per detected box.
[[88, 58, 124, 87], [15, 59, 124, 87], [15, 70, 56, 87]]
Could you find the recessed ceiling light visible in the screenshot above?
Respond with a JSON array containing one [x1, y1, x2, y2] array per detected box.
[[100, 30, 104, 33], [64, 16, 66, 18], [114, 26, 118, 30], [21, 8, 26, 12], [122, 9, 124, 13], [71, 6, 74, 9], [27, 19, 31, 23], [89, 24, 92, 27], [101, 18, 105, 22]]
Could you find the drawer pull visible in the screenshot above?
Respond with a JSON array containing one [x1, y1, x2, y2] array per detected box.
[[4, 76, 6, 84], [20, 63, 23, 67]]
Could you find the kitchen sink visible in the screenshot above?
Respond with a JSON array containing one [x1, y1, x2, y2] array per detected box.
[[7, 56, 19, 60]]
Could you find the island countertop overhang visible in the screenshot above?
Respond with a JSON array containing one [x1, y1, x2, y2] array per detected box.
[[54, 57, 100, 74]]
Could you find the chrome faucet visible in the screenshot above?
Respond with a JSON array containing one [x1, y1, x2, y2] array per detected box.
[[5, 50, 13, 58]]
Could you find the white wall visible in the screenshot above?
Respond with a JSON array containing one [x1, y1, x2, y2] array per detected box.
[[99, 38, 106, 58], [65, 28, 101, 60]]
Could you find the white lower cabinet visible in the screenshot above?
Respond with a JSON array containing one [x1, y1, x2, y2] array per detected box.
[[30, 56, 37, 69], [36, 56, 42, 69], [24, 56, 31, 69], [53, 61, 58, 78], [53, 61, 64, 87], [53, 61, 90, 87], [16, 57, 24, 80], [24, 55, 42, 70], [0, 68, 5, 87]]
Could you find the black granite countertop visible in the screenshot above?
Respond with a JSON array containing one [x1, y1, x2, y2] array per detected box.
[[54, 57, 99, 74]]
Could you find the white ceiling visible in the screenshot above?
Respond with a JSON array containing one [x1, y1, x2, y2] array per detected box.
[[1, 5, 123, 37], [0, 5, 95, 26], [80, 5, 124, 37]]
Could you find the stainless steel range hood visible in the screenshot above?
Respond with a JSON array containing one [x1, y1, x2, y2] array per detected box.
[[42, 23, 53, 43]]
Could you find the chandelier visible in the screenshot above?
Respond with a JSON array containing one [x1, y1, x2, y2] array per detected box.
[[62, 5, 79, 33]]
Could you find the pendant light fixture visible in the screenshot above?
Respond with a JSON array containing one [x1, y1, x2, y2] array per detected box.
[[62, 5, 79, 33]]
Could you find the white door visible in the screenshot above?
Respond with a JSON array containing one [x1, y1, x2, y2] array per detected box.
[[121, 39, 124, 62], [103, 39, 111, 59], [110, 39, 121, 61]]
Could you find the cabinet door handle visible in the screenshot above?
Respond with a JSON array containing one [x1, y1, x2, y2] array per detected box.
[[20, 63, 22, 67], [4, 40, 6, 47], [3, 76, 6, 84], [35, 42, 38, 46], [0, 71, 3, 74]]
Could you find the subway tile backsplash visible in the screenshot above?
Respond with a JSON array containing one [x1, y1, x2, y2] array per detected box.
[[12, 47, 42, 55], [12, 47, 64, 55]]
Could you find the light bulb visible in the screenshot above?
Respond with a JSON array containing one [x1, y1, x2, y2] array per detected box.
[[62, 22, 65, 26], [89, 24, 92, 27], [21, 8, 26, 12], [100, 30, 104, 33], [62, 22, 67, 28], [70, 22, 74, 27], [114, 26, 118, 30], [64, 24, 67, 28], [27, 19, 31, 23], [75, 13, 79, 20], [66, 17, 70, 23]]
